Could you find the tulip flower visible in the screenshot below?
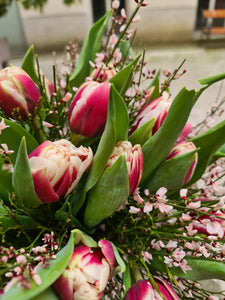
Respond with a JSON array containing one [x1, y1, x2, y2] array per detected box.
[[106, 141, 144, 195], [130, 95, 172, 136], [0, 66, 41, 119], [68, 81, 110, 138], [167, 141, 198, 185], [28, 139, 93, 203], [124, 278, 180, 300], [54, 240, 116, 300]]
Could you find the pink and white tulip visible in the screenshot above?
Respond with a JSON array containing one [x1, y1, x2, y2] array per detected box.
[[106, 141, 144, 195], [54, 240, 116, 300], [130, 95, 172, 136], [28, 139, 93, 203], [167, 141, 198, 185], [125, 278, 180, 300], [68, 81, 110, 138], [0, 66, 41, 119]]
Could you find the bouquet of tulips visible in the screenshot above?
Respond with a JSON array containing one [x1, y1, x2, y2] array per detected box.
[[1, 1, 225, 299]]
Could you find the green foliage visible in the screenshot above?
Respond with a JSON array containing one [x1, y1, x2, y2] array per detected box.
[[0, 0, 82, 17]]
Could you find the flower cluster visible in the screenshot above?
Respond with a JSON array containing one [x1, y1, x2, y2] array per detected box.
[[0, 1, 225, 299]]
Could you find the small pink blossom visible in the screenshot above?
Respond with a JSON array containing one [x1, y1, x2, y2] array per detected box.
[[129, 206, 141, 214], [151, 239, 165, 251], [0, 144, 14, 155], [133, 190, 144, 204], [42, 121, 55, 128], [187, 201, 201, 209], [172, 248, 186, 262], [164, 256, 173, 267], [61, 92, 72, 103], [132, 15, 141, 23], [185, 223, 198, 236], [215, 196, 225, 210], [121, 8, 127, 20], [166, 240, 178, 250], [119, 24, 126, 33], [180, 213, 192, 222], [206, 221, 224, 238], [142, 251, 152, 262], [0, 119, 9, 134], [144, 189, 150, 197], [199, 246, 210, 258], [111, 0, 120, 9], [174, 259, 192, 274], [156, 187, 167, 197], [108, 34, 118, 48], [143, 201, 153, 214], [180, 188, 187, 200]]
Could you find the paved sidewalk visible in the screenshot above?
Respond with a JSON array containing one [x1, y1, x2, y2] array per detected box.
[[9, 44, 225, 124]]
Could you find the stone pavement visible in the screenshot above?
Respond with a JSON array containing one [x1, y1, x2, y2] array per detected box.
[[9, 44, 225, 124]]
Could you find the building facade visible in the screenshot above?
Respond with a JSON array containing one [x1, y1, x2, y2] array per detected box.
[[0, 0, 224, 56]]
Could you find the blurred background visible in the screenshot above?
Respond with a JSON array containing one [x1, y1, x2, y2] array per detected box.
[[0, 0, 225, 55], [0, 0, 225, 123]]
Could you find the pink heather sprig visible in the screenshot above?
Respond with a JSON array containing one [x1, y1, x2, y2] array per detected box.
[[1, 232, 59, 293]]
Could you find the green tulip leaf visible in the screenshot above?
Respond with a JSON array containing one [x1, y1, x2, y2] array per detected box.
[[0, 170, 12, 202], [0, 117, 39, 163], [146, 149, 198, 194], [109, 54, 141, 96], [198, 72, 225, 86], [84, 155, 129, 228], [86, 84, 128, 190], [110, 241, 126, 275], [122, 263, 132, 292], [12, 137, 42, 208], [119, 39, 133, 60], [129, 118, 155, 146], [187, 119, 225, 185], [141, 87, 199, 187], [69, 10, 111, 88], [146, 69, 161, 102], [151, 254, 225, 281], [21, 45, 39, 84], [30, 287, 60, 300], [71, 228, 98, 248], [1, 232, 75, 300], [71, 84, 128, 216]]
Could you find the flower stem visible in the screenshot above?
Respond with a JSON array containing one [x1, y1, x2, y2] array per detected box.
[[32, 118, 46, 144]]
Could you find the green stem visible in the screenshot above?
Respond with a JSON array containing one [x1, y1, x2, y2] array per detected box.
[[106, 0, 145, 65], [32, 118, 46, 144], [131, 264, 143, 281]]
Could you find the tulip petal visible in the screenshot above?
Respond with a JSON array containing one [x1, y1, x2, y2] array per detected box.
[[32, 168, 59, 203], [125, 280, 155, 300]]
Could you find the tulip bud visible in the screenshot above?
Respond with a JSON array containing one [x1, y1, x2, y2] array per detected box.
[[0, 66, 41, 119], [167, 141, 198, 185], [28, 139, 93, 203], [54, 240, 116, 300], [106, 141, 144, 195], [90, 66, 116, 82], [124, 278, 180, 300], [68, 81, 110, 138], [130, 94, 172, 136]]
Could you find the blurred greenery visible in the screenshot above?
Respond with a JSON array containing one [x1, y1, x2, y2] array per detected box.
[[0, 0, 81, 17]]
